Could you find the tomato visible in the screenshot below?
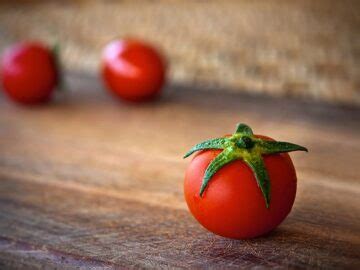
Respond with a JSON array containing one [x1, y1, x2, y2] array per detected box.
[[1, 42, 59, 104], [183, 124, 307, 239], [101, 39, 166, 102]]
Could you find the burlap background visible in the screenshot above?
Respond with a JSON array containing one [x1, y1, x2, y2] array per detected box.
[[0, 0, 359, 105]]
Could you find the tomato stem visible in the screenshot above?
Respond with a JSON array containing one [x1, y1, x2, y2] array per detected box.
[[184, 123, 308, 208], [51, 43, 65, 91]]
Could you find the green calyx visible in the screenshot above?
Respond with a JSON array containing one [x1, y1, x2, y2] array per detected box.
[[183, 123, 308, 208]]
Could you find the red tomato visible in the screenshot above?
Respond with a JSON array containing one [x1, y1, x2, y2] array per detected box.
[[184, 125, 307, 239], [101, 39, 166, 102], [1, 42, 58, 104]]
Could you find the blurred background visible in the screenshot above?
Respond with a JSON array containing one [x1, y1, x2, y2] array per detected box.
[[0, 0, 359, 105]]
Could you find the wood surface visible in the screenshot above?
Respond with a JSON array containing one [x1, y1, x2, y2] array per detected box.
[[0, 0, 359, 105], [0, 72, 359, 269]]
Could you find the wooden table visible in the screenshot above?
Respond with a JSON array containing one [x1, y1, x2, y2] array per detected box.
[[0, 72, 359, 269]]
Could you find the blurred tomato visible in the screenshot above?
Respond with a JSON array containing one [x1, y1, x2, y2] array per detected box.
[[0, 42, 59, 104], [101, 39, 166, 102]]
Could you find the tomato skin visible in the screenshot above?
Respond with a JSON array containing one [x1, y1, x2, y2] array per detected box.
[[101, 39, 166, 102], [0, 42, 58, 104], [184, 135, 297, 239]]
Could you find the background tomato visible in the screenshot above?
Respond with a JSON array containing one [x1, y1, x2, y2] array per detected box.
[[184, 131, 303, 239], [101, 39, 166, 102], [0, 42, 59, 104]]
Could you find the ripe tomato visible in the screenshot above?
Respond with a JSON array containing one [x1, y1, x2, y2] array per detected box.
[[1, 42, 59, 104], [183, 124, 307, 239], [101, 39, 166, 102]]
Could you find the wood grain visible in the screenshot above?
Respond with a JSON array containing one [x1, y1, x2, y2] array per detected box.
[[0, 72, 359, 269]]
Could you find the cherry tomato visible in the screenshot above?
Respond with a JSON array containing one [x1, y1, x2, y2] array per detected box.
[[183, 124, 307, 239], [101, 39, 166, 102], [1, 42, 59, 104]]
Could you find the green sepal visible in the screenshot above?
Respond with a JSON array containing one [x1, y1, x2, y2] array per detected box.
[[183, 138, 227, 158], [183, 123, 307, 208], [200, 149, 237, 196], [235, 123, 253, 136], [258, 140, 308, 155], [244, 155, 271, 208]]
